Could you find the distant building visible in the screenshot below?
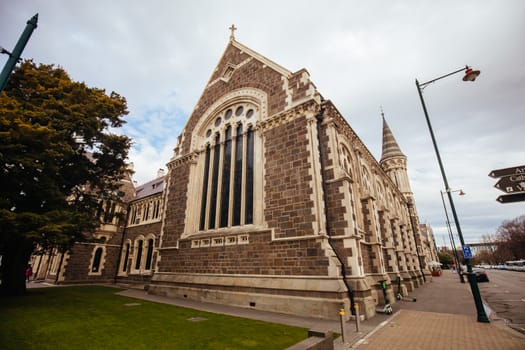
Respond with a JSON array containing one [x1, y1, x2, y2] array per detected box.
[[32, 33, 436, 320], [31, 171, 135, 284], [468, 242, 499, 256], [419, 223, 439, 263]]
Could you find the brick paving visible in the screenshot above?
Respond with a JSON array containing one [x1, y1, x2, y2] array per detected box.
[[343, 271, 525, 349], [352, 309, 525, 349]]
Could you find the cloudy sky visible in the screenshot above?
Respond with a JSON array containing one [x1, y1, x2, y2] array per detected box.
[[1, 0, 523, 245]]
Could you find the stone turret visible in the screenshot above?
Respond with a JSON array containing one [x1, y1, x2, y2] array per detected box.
[[380, 113, 430, 283], [380, 115, 413, 199]]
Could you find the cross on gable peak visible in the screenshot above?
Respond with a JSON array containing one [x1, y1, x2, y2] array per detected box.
[[229, 24, 237, 40]]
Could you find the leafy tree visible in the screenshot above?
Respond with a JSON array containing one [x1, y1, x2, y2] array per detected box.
[[0, 61, 131, 295], [438, 252, 454, 266]]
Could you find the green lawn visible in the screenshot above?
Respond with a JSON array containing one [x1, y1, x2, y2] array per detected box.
[[0, 285, 307, 350]]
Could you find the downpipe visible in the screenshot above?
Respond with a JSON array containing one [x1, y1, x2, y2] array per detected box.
[[315, 106, 356, 315]]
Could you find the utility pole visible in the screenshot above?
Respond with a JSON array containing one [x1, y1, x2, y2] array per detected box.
[[0, 13, 38, 93]]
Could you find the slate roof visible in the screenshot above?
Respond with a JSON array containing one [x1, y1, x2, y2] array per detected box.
[[133, 176, 165, 201]]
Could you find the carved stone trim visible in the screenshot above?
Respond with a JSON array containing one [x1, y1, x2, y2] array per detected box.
[[258, 99, 320, 132], [167, 152, 198, 170], [190, 88, 268, 152]]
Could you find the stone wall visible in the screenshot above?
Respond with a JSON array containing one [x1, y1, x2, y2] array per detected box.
[[264, 115, 316, 239]]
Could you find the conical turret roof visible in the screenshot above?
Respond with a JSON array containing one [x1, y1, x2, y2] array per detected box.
[[380, 114, 405, 162]]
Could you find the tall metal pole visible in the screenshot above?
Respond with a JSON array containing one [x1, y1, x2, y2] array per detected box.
[[440, 190, 465, 283], [416, 75, 489, 323], [0, 13, 38, 93]]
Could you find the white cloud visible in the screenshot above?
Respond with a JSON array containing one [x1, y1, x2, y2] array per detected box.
[[2, 0, 524, 242]]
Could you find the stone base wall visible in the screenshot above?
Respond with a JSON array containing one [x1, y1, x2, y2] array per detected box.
[[149, 273, 350, 320]]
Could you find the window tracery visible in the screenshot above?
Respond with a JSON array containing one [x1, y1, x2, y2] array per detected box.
[[198, 102, 258, 231]]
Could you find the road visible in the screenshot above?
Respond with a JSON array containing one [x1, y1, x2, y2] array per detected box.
[[478, 269, 525, 328]]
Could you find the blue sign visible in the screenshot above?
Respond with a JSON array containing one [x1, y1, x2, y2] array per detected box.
[[462, 246, 473, 259]]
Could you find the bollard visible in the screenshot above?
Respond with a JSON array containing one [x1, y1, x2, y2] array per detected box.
[[339, 308, 346, 343], [354, 303, 360, 332]]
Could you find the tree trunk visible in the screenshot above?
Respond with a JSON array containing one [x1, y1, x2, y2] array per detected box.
[[0, 237, 32, 296]]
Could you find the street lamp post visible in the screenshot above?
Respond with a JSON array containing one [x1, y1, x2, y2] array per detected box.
[[440, 189, 465, 283], [0, 13, 38, 93], [416, 66, 489, 323]]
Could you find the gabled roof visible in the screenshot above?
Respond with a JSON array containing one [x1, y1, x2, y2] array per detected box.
[[230, 39, 292, 78], [202, 36, 296, 91], [174, 31, 319, 158]]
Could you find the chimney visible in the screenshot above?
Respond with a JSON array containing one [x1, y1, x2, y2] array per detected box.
[[157, 168, 165, 178]]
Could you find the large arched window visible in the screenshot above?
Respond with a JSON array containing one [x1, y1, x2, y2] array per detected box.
[[195, 102, 259, 232]]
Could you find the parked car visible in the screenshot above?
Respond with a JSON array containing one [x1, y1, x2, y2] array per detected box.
[[462, 268, 489, 282]]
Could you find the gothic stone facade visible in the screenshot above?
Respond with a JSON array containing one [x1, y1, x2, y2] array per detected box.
[[148, 38, 431, 320], [32, 37, 434, 321]]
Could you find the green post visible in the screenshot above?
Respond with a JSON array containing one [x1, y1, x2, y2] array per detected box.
[[0, 13, 38, 93], [416, 73, 490, 323]]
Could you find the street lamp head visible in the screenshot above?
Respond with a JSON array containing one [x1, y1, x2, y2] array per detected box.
[[462, 67, 481, 82], [0, 46, 12, 56]]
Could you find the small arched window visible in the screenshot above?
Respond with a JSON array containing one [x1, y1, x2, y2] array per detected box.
[[134, 240, 143, 270], [361, 166, 372, 192], [340, 144, 353, 176], [91, 247, 103, 273], [121, 242, 130, 273], [145, 239, 154, 270]]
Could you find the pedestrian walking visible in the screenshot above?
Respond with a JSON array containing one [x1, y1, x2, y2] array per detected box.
[[25, 265, 33, 282]]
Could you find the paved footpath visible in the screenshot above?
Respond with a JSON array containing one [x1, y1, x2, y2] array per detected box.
[[352, 309, 524, 349], [348, 271, 525, 349]]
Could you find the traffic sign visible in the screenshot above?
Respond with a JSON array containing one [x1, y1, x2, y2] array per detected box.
[[494, 176, 525, 193], [489, 165, 525, 178], [497, 193, 525, 204], [462, 246, 473, 259]]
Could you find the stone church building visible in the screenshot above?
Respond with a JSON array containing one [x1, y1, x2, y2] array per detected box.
[[31, 32, 438, 320]]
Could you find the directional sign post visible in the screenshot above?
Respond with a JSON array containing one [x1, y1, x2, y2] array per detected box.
[[489, 165, 525, 203], [497, 193, 525, 204], [489, 165, 525, 179], [495, 176, 525, 193]]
